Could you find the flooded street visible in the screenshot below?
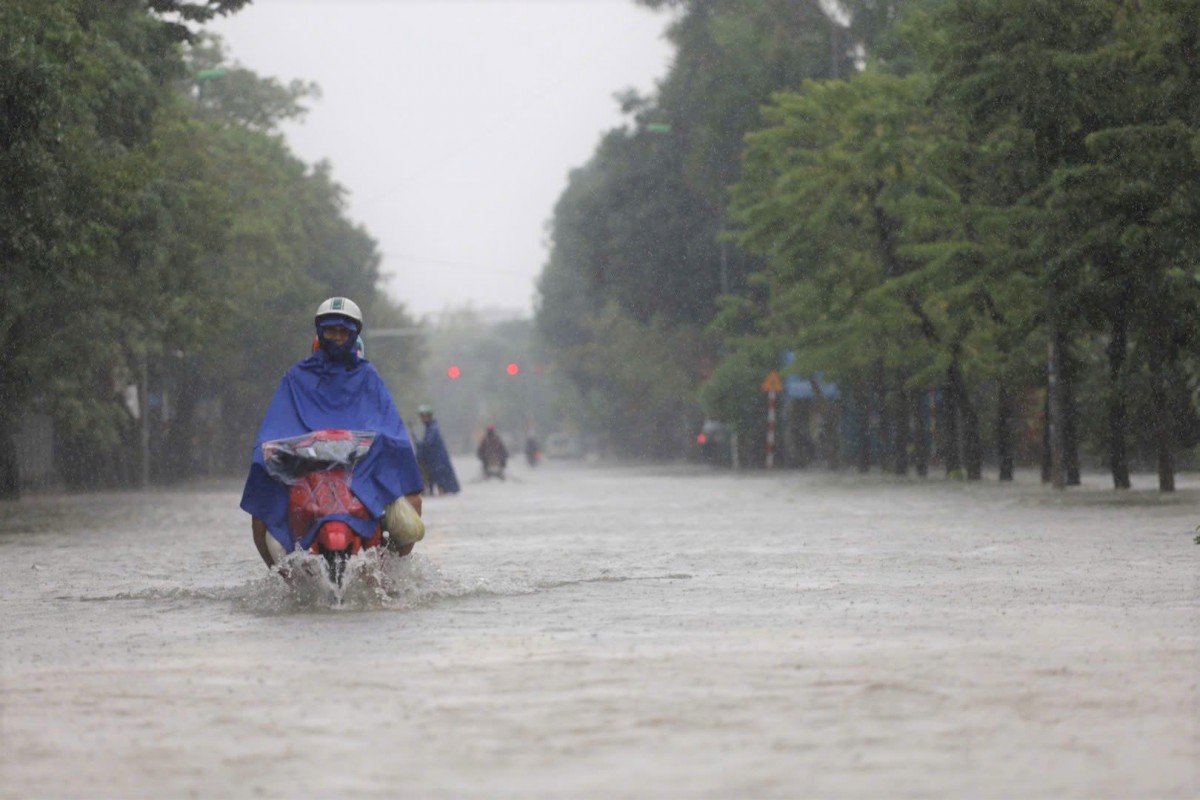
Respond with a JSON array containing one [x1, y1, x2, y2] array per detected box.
[[1, 462, 1196, 799]]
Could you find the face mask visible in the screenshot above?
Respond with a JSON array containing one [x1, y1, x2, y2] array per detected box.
[[316, 319, 360, 364]]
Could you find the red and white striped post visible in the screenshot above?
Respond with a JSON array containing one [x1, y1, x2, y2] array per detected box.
[[761, 370, 783, 469], [766, 389, 777, 469]]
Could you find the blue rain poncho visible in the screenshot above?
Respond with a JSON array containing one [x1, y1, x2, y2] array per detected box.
[[417, 418, 460, 494], [239, 349, 424, 551]]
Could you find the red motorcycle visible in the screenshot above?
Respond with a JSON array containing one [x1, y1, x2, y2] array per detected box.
[[261, 429, 382, 587]]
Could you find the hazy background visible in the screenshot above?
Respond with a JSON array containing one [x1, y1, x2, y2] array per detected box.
[[208, 0, 674, 318]]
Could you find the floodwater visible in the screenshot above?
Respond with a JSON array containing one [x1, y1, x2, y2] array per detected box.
[[1, 461, 1197, 799]]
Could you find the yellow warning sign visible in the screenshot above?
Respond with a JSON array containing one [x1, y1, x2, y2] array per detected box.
[[761, 370, 783, 393]]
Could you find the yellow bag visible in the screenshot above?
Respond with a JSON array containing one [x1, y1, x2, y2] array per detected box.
[[382, 497, 425, 545]]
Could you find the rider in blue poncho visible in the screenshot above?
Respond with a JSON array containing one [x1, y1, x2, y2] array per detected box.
[[416, 404, 460, 495], [240, 297, 425, 568]]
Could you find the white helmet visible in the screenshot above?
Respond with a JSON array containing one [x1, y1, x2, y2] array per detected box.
[[315, 297, 364, 331]]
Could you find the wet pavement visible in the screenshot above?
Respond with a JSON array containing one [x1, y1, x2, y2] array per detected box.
[[1, 461, 1197, 798]]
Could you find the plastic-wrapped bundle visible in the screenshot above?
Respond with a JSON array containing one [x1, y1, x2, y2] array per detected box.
[[383, 496, 425, 545]]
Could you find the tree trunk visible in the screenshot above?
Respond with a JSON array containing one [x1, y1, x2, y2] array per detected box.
[[877, 373, 894, 473], [912, 390, 929, 477], [1062, 364, 1081, 486], [821, 399, 842, 471], [947, 359, 982, 480], [0, 429, 18, 500], [894, 387, 910, 476], [1149, 356, 1177, 493], [1106, 312, 1131, 489], [878, 383, 897, 472], [962, 390, 983, 481], [996, 382, 1014, 482], [855, 386, 871, 474], [163, 370, 199, 483], [1041, 388, 1052, 484], [1046, 323, 1068, 488], [941, 382, 961, 477]]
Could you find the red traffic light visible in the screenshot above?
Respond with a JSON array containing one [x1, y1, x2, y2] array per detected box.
[[506, 362, 520, 376], [447, 365, 461, 379], [697, 433, 707, 445]]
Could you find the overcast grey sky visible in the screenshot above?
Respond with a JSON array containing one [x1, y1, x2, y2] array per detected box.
[[207, 0, 673, 319]]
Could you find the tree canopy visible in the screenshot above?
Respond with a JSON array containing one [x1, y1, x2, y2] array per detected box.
[[0, 2, 419, 495], [536, 0, 1198, 486]]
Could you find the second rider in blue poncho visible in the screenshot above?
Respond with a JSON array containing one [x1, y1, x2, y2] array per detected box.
[[240, 297, 425, 568], [416, 404, 460, 495]]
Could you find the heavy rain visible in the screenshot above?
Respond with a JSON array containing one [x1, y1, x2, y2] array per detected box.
[[1, 1, 1198, 799]]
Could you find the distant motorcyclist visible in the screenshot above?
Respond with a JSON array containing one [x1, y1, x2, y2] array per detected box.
[[416, 404, 460, 495], [240, 297, 425, 568], [477, 424, 508, 479], [524, 430, 539, 467]]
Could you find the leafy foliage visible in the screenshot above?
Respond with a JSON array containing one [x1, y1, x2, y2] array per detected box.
[[537, 0, 846, 456], [547, 0, 1197, 484], [0, 3, 419, 492]]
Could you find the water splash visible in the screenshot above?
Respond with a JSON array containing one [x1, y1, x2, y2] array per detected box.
[[234, 550, 539, 615]]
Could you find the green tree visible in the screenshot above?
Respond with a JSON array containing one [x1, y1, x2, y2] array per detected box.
[[730, 71, 990, 476], [538, 0, 848, 456], [928, 0, 1200, 490], [1041, 2, 1200, 490], [0, 0, 204, 494], [560, 303, 712, 459], [0, 4, 416, 493], [173, 49, 395, 470]]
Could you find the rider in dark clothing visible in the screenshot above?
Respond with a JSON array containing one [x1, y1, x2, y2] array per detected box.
[[476, 425, 508, 479], [524, 432, 539, 467]]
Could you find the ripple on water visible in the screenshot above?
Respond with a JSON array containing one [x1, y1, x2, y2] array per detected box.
[[66, 551, 666, 618]]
